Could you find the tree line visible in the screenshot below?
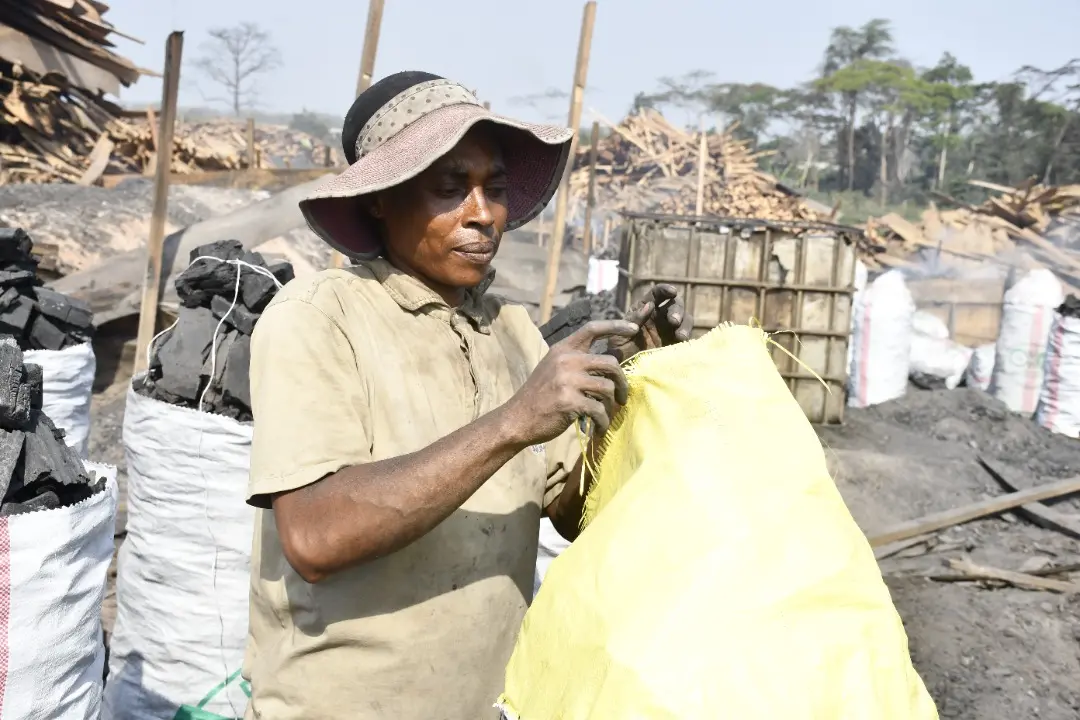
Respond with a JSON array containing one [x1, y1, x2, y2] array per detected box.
[[633, 19, 1080, 207]]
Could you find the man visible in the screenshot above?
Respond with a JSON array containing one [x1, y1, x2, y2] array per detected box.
[[243, 71, 692, 719]]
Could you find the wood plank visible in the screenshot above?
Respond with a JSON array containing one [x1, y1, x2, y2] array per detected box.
[[942, 558, 1080, 594], [979, 458, 1080, 540], [75, 131, 112, 185], [867, 475, 1080, 547]]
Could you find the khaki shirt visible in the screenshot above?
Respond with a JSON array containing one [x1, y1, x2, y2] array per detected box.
[[242, 259, 579, 720]]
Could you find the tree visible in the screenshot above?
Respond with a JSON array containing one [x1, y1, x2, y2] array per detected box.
[[193, 23, 282, 116], [819, 19, 895, 190], [921, 53, 975, 188]]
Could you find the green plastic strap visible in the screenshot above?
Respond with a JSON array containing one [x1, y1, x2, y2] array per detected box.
[[196, 669, 245, 709]]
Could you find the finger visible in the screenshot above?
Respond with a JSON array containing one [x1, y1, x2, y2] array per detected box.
[[577, 396, 611, 437], [675, 309, 694, 342], [563, 319, 640, 351], [651, 284, 679, 303], [580, 353, 629, 405], [623, 300, 654, 327], [580, 376, 617, 418]]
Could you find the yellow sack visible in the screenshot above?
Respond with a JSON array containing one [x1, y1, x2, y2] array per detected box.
[[498, 324, 937, 720]]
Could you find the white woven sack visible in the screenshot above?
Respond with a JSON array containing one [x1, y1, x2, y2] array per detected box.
[[990, 269, 1063, 416], [1035, 312, 1080, 437], [24, 343, 95, 457], [909, 311, 973, 390], [104, 382, 254, 719], [965, 343, 995, 391], [848, 270, 915, 408], [0, 464, 116, 720]]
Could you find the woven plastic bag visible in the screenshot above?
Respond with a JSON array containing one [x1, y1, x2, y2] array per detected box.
[[498, 324, 937, 720]]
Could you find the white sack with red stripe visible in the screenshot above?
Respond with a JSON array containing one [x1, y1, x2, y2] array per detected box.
[[0, 464, 116, 720], [1035, 311, 1080, 436], [964, 343, 995, 391], [847, 269, 914, 408], [990, 269, 1063, 417]]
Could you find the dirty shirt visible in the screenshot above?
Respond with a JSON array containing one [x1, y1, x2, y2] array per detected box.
[[242, 259, 579, 720]]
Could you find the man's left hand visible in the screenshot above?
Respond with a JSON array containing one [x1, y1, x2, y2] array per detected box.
[[606, 284, 693, 362]]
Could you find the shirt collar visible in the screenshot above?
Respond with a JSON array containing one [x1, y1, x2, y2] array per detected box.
[[359, 258, 495, 334]]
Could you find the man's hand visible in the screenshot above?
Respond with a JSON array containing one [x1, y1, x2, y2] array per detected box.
[[505, 319, 639, 443], [606, 284, 694, 363]]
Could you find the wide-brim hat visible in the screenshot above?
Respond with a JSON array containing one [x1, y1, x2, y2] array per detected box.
[[300, 71, 575, 259]]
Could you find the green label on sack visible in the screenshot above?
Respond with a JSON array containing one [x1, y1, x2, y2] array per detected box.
[[173, 669, 252, 720]]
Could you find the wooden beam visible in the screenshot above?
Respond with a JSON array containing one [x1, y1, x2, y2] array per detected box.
[[979, 458, 1080, 540], [867, 475, 1080, 547], [246, 117, 256, 169], [133, 31, 183, 376], [539, 0, 597, 324], [581, 120, 600, 257], [75, 132, 113, 186], [940, 558, 1080, 594]]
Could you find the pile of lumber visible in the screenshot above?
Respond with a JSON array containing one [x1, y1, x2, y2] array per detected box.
[[569, 109, 824, 223], [863, 179, 1080, 288]]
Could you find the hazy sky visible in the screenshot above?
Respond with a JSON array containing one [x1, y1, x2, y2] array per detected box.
[[106, 0, 1080, 127]]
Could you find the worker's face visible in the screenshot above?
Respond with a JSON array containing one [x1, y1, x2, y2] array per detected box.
[[371, 126, 508, 302]]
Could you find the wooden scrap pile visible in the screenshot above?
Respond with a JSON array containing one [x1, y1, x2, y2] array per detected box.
[[0, 0, 145, 184], [569, 109, 824, 223], [863, 179, 1080, 288]]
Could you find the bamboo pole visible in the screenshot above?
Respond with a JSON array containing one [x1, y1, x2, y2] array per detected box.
[[246, 117, 256, 169], [134, 31, 184, 376], [334, 0, 386, 269], [581, 120, 600, 256], [539, 1, 597, 324]]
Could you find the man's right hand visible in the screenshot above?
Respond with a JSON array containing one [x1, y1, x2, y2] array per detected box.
[[504, 319, 640, 445]]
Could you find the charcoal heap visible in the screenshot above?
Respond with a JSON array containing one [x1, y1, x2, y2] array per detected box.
[[1058, 294, 1080, 318], [0, 338, 103, 515], [137, 240, 294, 421], [0, 228, 94, 350]]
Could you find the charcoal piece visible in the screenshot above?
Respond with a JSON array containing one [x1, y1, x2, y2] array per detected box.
[[0, 429, 25, 501], [539, 298, 594, 345], [19, 411, 87, 489], [188, 240, 244, 265], [221, 334, 252, 410], [151, 307, 216, 402], [0, 295, 33, 338], [0, 338, 29, 429], [0, 287, 19, 312], [23, 363, 42, 410], [211, 295, 259, 335], [32, 287, 93, 330], [1059, 294, 1080, 318], [240, 271, 276, 312], [241, 250, 267, 268], [0, 228, 32, 261], [1, 490, 59, 516], [175, 258, 244, 308], [268, 261, 295, 286], [0, 269, 35, 288], [29, 314, 66, 351]]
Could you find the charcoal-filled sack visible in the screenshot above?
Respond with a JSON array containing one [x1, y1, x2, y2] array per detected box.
[[0, 461, 116, 720], [103, 380, 254, 719]]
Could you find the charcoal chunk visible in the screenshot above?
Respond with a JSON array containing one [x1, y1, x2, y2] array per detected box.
[[32, 287, 93, 330], [539, 298, 594, 345], [151, 306, 215, 402], [0, 338, 29, 429], [0, 287, 19, 312], [240, 271, 276, 313], [269, 262, 295, 286], [0, 269, 36, 288], [189, 240, 244, 265], [175, 258, 244, 308], [0, 429, 24, 501], [0, 228, 32, 262], [241, 250, 267, 268], [211, 295, 259, 335], [19, 411, 86, 489], [23, 363, 41, 410], [0, 295, 33, 338], [29, 314, 66, 351], [221, 334, 251, 409], [0, 489, 59, 515]]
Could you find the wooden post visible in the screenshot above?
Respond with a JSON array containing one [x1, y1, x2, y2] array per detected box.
[[336, 0, 386, 269], [602, 215, 611, 250], [694, 119, 707, 216], [538, 0, 597, 324], [145, 107, 159, 176], [355, 0, 385, 97], [581, 120, 600, 257], [324, 145, 332, 167], [134, 31, 184, 376], [246, 117, 256, 169]]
